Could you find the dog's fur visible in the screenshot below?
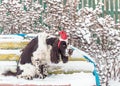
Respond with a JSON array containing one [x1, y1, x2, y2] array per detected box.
[[3, 32, 72, 79]]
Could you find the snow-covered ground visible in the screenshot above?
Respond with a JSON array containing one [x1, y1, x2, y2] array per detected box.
[[0, 61, 119, 86], [0, 41, 119, 86], [0, 60, 95, 86], [0, 61, 95, 86], [0, 72, 95, 86], [0, 46, 96, 86]]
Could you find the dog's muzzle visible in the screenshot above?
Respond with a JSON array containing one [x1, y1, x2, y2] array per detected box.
[[65, 45, 74, 56]]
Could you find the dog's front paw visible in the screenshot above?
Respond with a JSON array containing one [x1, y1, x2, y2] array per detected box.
[[42, 67, 48, 79], [35, 72, 48, 79], [17, 75, 33, 80], [35, 64, 48, 79], [35, 73, 44, 79], [43, 74, 48, 79], [24, 75, 33, 80]]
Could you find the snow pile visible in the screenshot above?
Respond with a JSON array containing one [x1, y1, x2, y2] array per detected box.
[[0, 61, 17, 74], [0, 49, 95, 86], [0, 61, 94, 75], [109, 80, 120, 86], [49, 61, 94, 73], [0, 72, 95, 86], [0, 46, 96, 86], [0, 35, 23, 39], [0, 50, 21, 55]]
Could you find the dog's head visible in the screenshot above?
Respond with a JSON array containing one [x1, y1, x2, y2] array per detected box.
[[20, 31, 73, 65], [46, 35, 73, 64]]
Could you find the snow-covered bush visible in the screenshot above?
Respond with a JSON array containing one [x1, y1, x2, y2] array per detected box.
[[68, 2, 120, 86], [42, 1, 120, 85], [0, 0, 44, 34], [69, 3, 120, 86]]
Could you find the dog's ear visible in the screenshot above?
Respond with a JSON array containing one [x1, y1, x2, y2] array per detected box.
[[59, 41, 68, 63], [46, 37, 57, 46], [50, 39, 60, 64], [20, 37, 38, 64], [61, 55, 68, 63]]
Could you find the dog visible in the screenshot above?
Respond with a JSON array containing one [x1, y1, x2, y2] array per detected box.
[[3, 31, 72, 79]]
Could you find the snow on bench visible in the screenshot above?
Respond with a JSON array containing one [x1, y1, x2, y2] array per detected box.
[[0, 34, 94, 74], [0, 61, 94, 75]]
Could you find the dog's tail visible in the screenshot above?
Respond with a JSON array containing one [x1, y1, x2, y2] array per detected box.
[[2, 60, 22, 76], [2, 70, 17, 76], [2, 66, 23, 76]]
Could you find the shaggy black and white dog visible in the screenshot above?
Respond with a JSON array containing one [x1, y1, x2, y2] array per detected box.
[[3, 32, 72, 79]]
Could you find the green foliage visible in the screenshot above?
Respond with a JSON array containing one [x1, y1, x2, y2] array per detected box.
[[0, 0, 2, 4], [43, 2, 47, 9], [96, 37, 101, 44], [23, 5, 27, 11], [0, 27, 3, 34], [43, 23, 51, 29], [63, 0, 67, 5], [58, 26, 62, 30], [92, 33, 97, 38], [39, 16, 43, 24], [34, 21, 37, 28], [39, 0, 42, 5], [6, 11, 10, 16], [19, 0, 22, 4], [33, 0, 37, 2]]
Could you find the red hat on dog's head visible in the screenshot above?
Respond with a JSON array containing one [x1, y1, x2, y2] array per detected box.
[[59, 30, 67, 40], [58, 30, 68, 48]]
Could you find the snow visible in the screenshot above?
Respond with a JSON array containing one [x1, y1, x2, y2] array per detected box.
[[0, 73, 95, 86], [109, 80, 120, 86], [0, 50, 21, 55], [70, 45, 94, 62], [0, 61, 94, 75], [0, 35, 23, 40], [0, 61, 95, 86], [0, 61, 17, 74], [0, 39, 29, 42], [0, 38, 119, 85], [0, 48, 119, 86], [0, 61, 119, 86], [25, 34, 38, 38], [0, 46, 96, 86]]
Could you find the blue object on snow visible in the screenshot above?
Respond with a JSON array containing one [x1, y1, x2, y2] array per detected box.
[[70, 46, 100, 86], [93, 69, 101, 86], [83, 55, 100, 86], [16, 34, 26, 37], [83, 55, 96, 66]]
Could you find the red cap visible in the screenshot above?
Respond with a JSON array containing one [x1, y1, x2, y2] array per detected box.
[[59, 30, 67, 40]]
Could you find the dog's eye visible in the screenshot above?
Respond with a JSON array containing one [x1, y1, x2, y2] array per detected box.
[[60, 41, 67, 48], [62, 43, 67, 48]]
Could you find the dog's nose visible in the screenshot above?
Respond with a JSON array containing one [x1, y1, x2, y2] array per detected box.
[[68, 49, 73, 55]]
